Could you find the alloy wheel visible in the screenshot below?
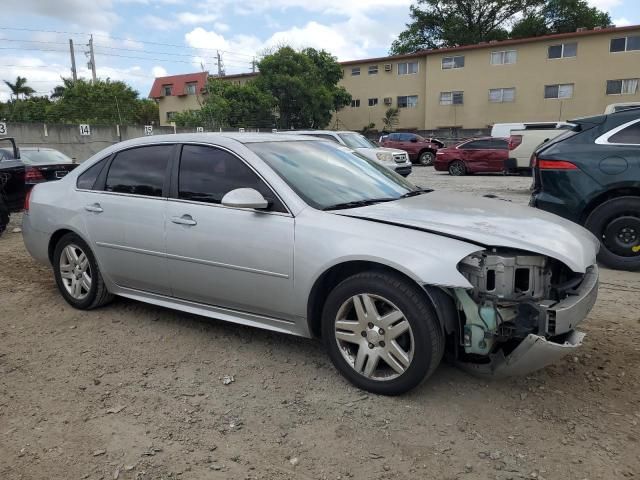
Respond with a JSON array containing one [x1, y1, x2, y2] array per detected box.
[[59, 244, 92, 300], [334, 293, 414, 381], [420, 152, 435, 166]]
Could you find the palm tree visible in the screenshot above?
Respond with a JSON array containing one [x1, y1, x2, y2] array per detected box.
[[381, 107, 400, 131], [50, 78, 75, 100], [3, 76, 35, 100]]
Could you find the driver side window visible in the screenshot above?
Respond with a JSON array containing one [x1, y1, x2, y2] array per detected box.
[[178, 145, 286, 213]]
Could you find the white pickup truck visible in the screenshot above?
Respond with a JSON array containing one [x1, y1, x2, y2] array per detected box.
[[491, 122, 574, 173]]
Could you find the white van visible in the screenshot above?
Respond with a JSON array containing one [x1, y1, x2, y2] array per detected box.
[[491, 121, 572, 138]]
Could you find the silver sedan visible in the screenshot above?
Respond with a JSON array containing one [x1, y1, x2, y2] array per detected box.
[[22, 133, 599, 394]]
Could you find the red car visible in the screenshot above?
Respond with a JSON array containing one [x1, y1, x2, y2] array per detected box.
[[379, 133, 444, 166], [434, 137, 511, 176]]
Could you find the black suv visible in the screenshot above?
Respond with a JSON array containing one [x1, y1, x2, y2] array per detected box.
[[0, 138, 25, 235], [530, 108, 640, 271]]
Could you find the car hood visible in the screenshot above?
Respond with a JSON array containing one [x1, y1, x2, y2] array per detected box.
[[333, 191, 599, 273]]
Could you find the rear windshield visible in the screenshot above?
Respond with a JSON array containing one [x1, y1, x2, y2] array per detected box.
[[20, 149, 73, 165]]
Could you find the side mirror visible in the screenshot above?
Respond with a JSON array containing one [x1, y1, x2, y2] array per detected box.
[[410, 138, 418, 143], [221, 188, 269, 210]]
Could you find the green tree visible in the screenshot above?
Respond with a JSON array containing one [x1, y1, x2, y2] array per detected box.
[[1, 96, 51, 122], [135, 99, 160, 125], [382, 108, 400, 131], [45, 78, 152, 125], [390, 0, 543, 53], [512, 0, 612, 38], [3, 76, 36, 100], [255, 46, 351, 129]]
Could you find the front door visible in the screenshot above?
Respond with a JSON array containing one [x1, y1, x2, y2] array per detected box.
[[80, 144, 174, 295], [165, 144, 295, 320]]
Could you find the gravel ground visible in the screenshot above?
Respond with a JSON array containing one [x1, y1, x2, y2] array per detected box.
[[1, 168, 639, 480]]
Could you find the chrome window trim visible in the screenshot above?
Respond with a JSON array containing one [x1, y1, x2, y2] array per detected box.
[[175, 141, 294, 217], [594, 118, 640, 146]]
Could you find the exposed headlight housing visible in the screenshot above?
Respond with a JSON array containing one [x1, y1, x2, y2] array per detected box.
[[376, 152, 393, 162]]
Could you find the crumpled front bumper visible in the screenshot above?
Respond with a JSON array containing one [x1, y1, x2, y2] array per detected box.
[[459, 265, 598, 377]]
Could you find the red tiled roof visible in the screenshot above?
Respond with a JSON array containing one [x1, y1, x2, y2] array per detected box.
[[339, 24, 640, 65], [148, 71, 209, 99]]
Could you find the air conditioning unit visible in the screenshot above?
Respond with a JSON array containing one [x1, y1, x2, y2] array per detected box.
[[384, 64, 392, 72], [383, 97, 392, 105]]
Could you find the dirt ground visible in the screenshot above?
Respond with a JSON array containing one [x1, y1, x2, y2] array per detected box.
[[1, 168, 639, 480]]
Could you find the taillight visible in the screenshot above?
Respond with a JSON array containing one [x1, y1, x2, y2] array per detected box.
[[537, 160, 578, 170], [24, 188, 32, 213], [25, 167, 45, 182], [508, 135, 522, 150]]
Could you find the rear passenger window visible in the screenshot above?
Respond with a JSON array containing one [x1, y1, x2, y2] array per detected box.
[[105, 145, 171, 197], [76, 157, 108, 190], [178, 145, 286, 213], [608, 121, 640, 144]]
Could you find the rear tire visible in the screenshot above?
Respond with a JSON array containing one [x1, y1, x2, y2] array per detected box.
[[448, 160, 466, 176], [585, 196, 640, 271], [0, 196, 9, 237], [321, 271, 444, 395], [53, 232, 114, 309]]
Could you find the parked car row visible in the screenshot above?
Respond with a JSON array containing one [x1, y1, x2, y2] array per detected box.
[[0, 138, 76, 235]]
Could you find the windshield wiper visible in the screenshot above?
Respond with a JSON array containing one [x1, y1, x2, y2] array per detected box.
[[399, 187, 433, 198], [322, 198, 396, 211]]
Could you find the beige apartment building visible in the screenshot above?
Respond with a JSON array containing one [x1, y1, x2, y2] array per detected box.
[[337, 25, 640, 131], [150, 25, 640, 129]]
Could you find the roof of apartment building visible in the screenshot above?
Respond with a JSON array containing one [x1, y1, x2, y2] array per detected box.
[[339, 24, 640, 65], [148, 71, 209, 99]]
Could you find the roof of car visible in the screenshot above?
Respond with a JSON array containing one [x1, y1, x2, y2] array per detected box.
[[280, 130, 356, 135], [116, 132, 320, 147]]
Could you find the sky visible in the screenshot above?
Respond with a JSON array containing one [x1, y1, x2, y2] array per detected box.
[[0, 0, 639, 102]]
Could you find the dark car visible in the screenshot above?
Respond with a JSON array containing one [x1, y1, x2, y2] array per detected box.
[[530, 108, 640, 271], [0, 138, 25, 235], [434, 137, 509, 175], [380, 133, 444, 166], [20, 147, 78, 191]]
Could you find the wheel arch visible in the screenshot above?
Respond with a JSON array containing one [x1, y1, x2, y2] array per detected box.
[[305, 260, 457, 339], [418, 148, 437, 157], [48, 227, 86, 264], [580, 187, 640, 224]]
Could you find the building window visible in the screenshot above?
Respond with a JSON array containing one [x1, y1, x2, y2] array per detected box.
[[368, 65, 378, 75], [606, 78, 639, 95], [166, 111, 177, 121], [397, 95, 418, 108], [368, 98, 378, 106], [162, 85, 173, 96], [398, 62, 419, 75], [185, 82, 197, 95], [489, 87, 516, 103], [442, 55, 465, 69], [350, 99, 361, 107], [610, 36, 640, 52], [544, 83, 574, 99], [440, 91, 463, 105], [548, 42, 577, 59], [490, 50, 517, 65], [351, 67, 361, 76]]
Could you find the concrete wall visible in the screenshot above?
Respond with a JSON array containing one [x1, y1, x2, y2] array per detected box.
[[0, 123, 205, 162]]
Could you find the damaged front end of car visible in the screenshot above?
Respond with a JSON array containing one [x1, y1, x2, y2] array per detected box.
[[449, 249, 598, 376]]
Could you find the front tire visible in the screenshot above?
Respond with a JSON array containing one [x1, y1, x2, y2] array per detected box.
[[53, 233, 114, 309], [418, 151, 435, 166], [321, 271, 444, 395], [448, 160, 466, 176], [585, 196, 640, 271]]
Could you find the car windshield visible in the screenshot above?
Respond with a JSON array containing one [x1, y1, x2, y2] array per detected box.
[[338, 133, 377, 149], [20, 149, 73, 165], [247, 140, 420, 210]]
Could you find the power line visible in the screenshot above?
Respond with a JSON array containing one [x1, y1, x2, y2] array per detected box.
[[0, 26, 259, 59]]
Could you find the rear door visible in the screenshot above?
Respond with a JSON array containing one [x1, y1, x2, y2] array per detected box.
[[78, 144, 174, 295], [458, 140, 489, 171], [485, 138, 509, 171]]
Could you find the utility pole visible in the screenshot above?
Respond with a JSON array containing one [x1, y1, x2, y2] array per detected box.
[[87, 35, 97, 83], [252, 56, 256, 73], [216, 50, 225, 77], [69, 39, 78, 81]]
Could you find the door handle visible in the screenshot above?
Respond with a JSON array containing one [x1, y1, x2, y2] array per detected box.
[[84, 203, 103, 213], [171, 214, 197, 226]]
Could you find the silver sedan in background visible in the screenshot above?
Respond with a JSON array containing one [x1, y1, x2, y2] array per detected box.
[[22, 134, 599, 394]]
